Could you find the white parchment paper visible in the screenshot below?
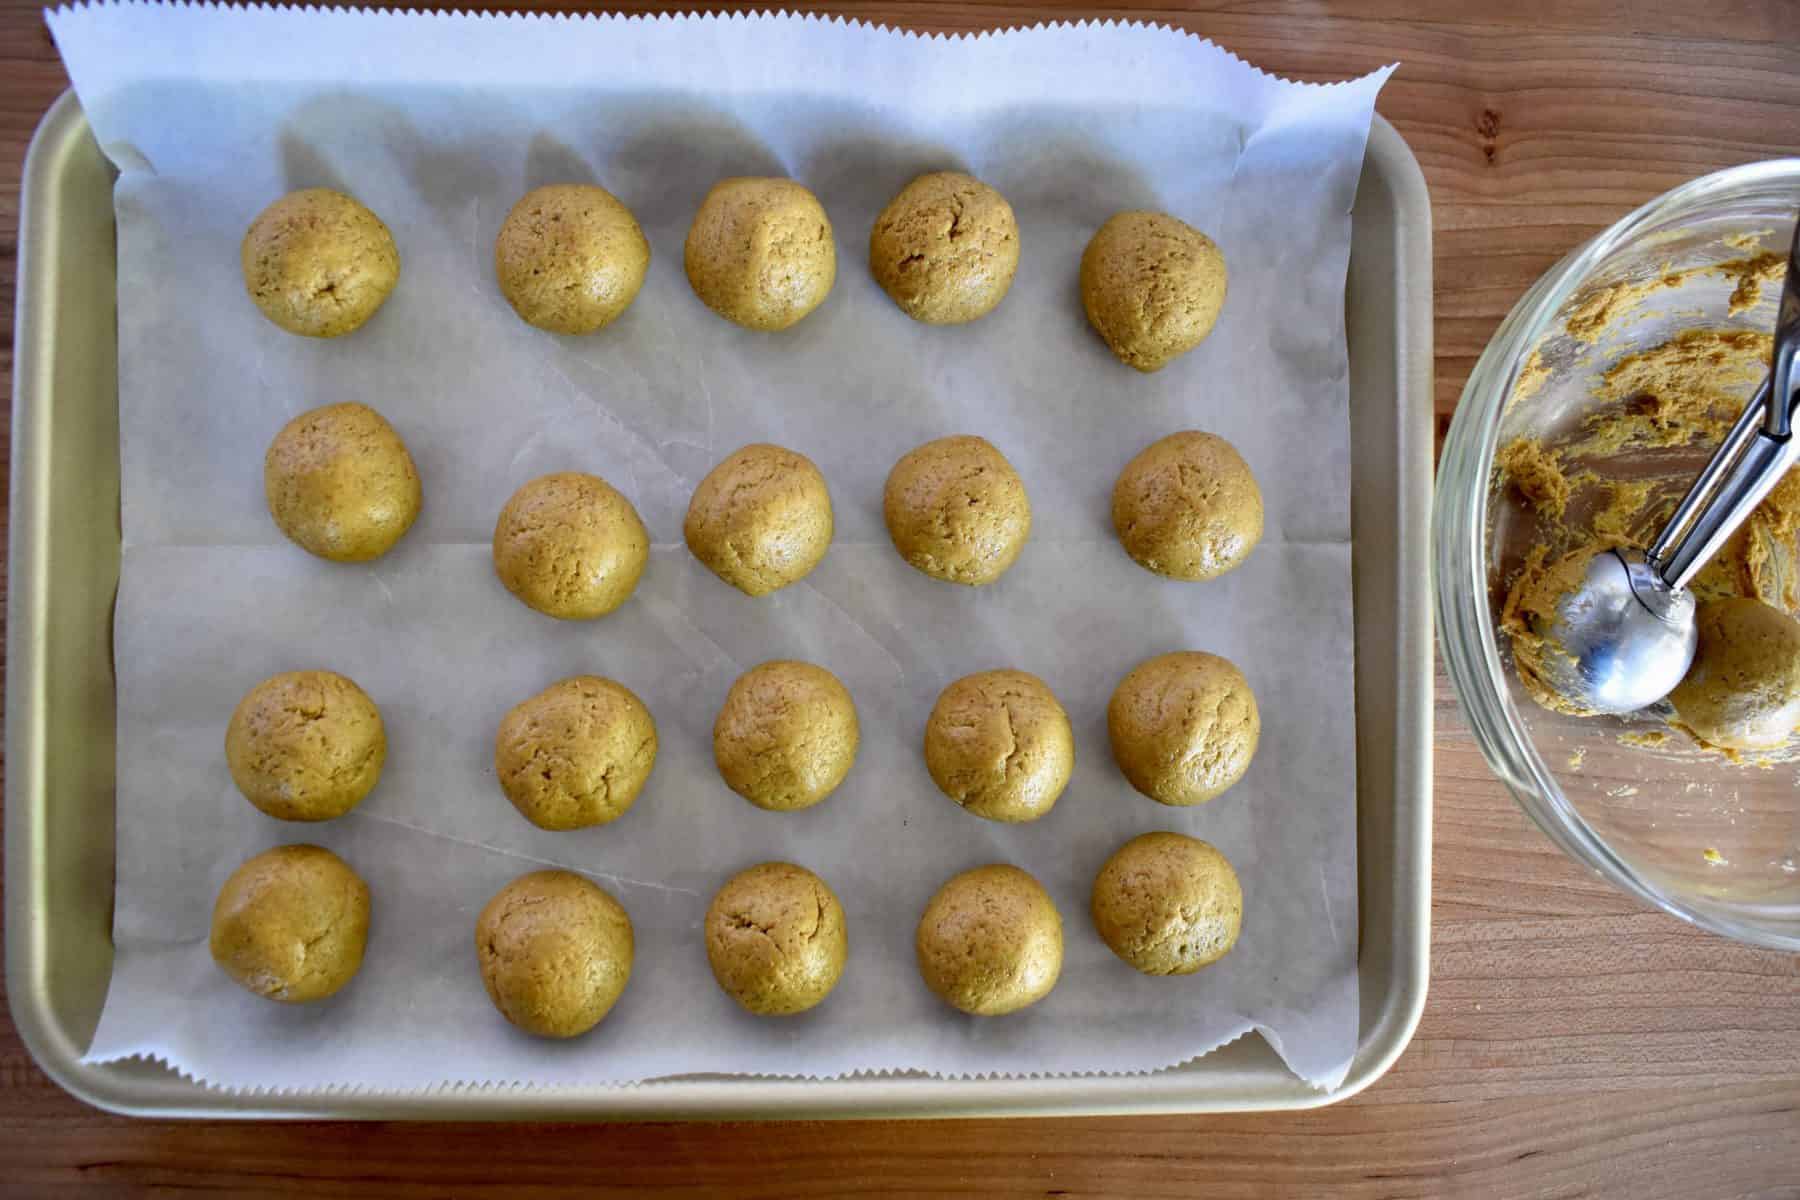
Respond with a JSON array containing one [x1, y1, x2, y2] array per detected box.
[[50, 3, 1389, 1092]]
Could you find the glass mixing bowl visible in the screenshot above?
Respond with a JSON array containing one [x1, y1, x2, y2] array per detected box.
[[1436, 159, 1800, 950]]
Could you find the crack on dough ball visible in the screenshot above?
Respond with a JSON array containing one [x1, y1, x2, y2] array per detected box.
[[1080, 211, 1227, 373], [923, 669, 1072, 823], [225, 670, 386, 821], [883, 435, 1032, 586], [210, 844, 371, 1003], [1090, 832, 1242, 976], [712, 661, 859, 812], [868, 171, 1020, 325], [684, 178, 836, 331], [1112, 430, 1263, 581], [684, 444, 834, 596], [494, 184, 650, 334], [704, 862, 848, 1015], [495, 675, 659, 830], [914, 864, 1063, 1016], [241, 189, 400, 338], [474, 870, 634, 1039], [264, 402, 422, 563], [1108, 651, 1260, 806], [492, 471, 649, 620]]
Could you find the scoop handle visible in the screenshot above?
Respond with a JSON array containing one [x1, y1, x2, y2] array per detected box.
[[1647, 218, 1800, 591]]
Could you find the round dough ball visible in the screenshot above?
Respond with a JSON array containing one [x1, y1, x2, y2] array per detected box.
[[1091, 832, 1243, 975], [684, 177, 836, 331], [495, 676, 658, 830], [713, 661, 859, 812], [241, 188, 400, 338], [1080, 211, 1227, 372], [915, 864, 1062, 1016], [492, 472, 649, 620], [883, 435, 1031, 586], [225, 670, 386, 822], [704, 862, 848, 1015], [210, 844, 370, 1003], [494, 184, 650, 335], [1108, 651, 1259, 806], [684, 444, 833, 596], [264, 402, 422, 563], [475, 870, 634, 1038], [924, 669, 1072, 823], [1669, 598, 1800, 750], [868, 171, 1020, 325], [1112, 431, 1263, 581]]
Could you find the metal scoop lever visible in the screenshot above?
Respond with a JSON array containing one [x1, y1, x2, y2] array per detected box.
[[1539, 218, 1800, 715]]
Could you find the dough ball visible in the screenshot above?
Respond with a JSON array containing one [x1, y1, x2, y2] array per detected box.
[[1080, 211, 1227, 372], [241, 188, 400, 338], [494, 184, 650, 334], [210, 844, 370, 1003], [923, 669, 1072, 823], [915, 864, 1062, 1016], [868, 171, 1020, 325], [495, 676, 658, 830], [704, 862, 848, 1015], [476, 870, 634, 1038], [684, 178, 836, 331], [883, 435, 1031, 586], [1669, 598, 1800, 750], [492, 471, 649, 620], [713, 661, 859, 812], [684, 444, 833, 596], [1112, 431, 1263, 581], [264, 402, 422, 563], [1091, 832, 1243, 975], [225, 670, 385, 822], [1108, 651, 1259, 806]]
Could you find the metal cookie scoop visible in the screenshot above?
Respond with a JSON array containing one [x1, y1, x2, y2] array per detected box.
[[1536, 218, 1800, 715]]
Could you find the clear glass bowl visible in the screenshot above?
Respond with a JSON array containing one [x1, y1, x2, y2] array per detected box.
[[1436, 159, 1800, 950]]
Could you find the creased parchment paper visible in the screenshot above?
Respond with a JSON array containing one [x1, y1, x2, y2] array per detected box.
[[50, 3, 1390, 1092]]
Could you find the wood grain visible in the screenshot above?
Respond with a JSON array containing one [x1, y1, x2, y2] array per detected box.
[[2, 1, 1798, 1195]]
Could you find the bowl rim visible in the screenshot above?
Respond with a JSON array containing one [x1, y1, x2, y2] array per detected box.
[[1434, 156, 1800, 952]]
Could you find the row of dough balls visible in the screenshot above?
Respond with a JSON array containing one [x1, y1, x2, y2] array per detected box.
[[243, 175, 1228, 373], [264, 403, 1266, 597], [224, 653, 1260, 830], [210, 837, 1244, 1036]]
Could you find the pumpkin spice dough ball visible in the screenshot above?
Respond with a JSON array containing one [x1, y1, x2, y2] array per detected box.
[[492, 471, 650, 620], [883, 435, 1032, 586], [704, 862, 849, 1016], [1080, 211, 1227, 372], [923, 669, 1072, 823], [1112, 430, 1263, 581], [713, 661, 859, 812], [241, 188, 400, 338], [210, 844, 371, 1003], [225, 669, 386, 822], [475, 870, 634, 1039], [264, 402, 422, 563], [1091, 832, 1243, 976], [684, 444, 834, 596], [1669, 598, 1800, 751], [868, 171, 1020, 325], [494, 184, 650, 335], [684, 177, 836, 331], [915, 864, 1063, 1016], [1108, 651, 1260, 806], [495, 676, 659, 831]]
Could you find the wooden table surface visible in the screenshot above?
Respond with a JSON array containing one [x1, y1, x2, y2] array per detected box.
[[2, 1, 1797, 1195]]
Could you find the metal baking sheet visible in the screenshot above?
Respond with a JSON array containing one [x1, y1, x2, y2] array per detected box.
[[6, 90, 1432, 1119]]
